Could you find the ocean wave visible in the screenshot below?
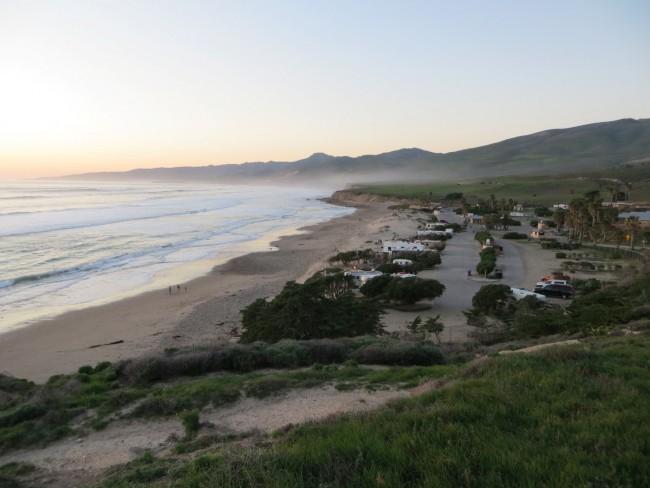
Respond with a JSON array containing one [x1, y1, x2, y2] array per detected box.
[[0, 201, 242, 237], [0, 213, 283, 291]]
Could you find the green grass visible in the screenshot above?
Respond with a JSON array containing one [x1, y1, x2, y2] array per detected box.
[[358, 165, 650, 205], [0, 359, 452, 454], [98, 334, 650, 487]]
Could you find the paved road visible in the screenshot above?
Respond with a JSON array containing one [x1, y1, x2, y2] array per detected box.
[[416, 210, 527, 339]]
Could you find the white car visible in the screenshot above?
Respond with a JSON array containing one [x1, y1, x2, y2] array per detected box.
[[391, 272, 417, 279], [535, 279, 569, 288], [511, 287, 546, 301]]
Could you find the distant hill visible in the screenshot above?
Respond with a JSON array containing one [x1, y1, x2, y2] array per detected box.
[[62, 118, 650, 186]]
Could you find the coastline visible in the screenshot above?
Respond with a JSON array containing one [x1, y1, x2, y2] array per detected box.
[[0, 195, 396, 382]]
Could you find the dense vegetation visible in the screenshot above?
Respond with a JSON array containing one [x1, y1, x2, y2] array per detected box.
[[0, 337, 446, 455], [467, 270, 650, 344], [360, 276, 445, 305], [241, 274, 383, 343], [98, 334, 650, 487], [376, 251, 441, 273]]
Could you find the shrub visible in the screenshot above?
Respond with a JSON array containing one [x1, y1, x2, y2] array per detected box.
[[384, 277, 445, 305], [328, 249, 375, 264], [244, 377, 291, 398], [179, 410, 200, 439], [556, 252, 567, 259], [376, 263, 402, 274], [474, 230, 492, 244], [350, 342, 445, 366], [534, 207, 553, 217]]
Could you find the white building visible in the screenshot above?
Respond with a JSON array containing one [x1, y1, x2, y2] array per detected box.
[[382, 240, 425, 253], [392, 258, 413, 267], [553, 203, 569, 210]]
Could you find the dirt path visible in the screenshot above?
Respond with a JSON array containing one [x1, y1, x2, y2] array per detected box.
[[0, 386, 409, 484]]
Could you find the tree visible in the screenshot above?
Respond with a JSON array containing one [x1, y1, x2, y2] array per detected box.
[[422, 316, 444, 343], [241, 278, 384, 343], [408, 315, 423, 334], [360, 274, 393, 298], [471, 284, 513, 316], [552, 208, 566, 231]]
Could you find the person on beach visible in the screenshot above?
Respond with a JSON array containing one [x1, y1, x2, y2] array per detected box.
[[467, 269, 472, 278], [177, 285, 181, 293]]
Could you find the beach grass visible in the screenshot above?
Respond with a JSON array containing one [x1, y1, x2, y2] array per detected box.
[[0, 339, 450, 453], [98, 334, 650, 487]]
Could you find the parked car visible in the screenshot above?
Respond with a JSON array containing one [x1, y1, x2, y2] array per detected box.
[[534, 283, 575, 299], [510, 287, 546, 301], [535, 279, 569, 287]]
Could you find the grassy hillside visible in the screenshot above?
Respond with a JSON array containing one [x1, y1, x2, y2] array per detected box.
[[358, 164, 650, 205], [64, 118, 650, 184], [98, 334, 650, 487]]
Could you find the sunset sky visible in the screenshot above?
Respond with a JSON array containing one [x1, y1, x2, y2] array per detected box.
[[1, 0, 649, 178]]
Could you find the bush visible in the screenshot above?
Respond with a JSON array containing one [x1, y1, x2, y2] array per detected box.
[[534, 207, 553, 217], [384, 277, 445, 305], [328, 249, 375, 264], [476, 247, 497, 275], [474, 230, 492, 244], [556, 252, 567, 259], [179, 410, 200, 438], [571, 278, 601, 295], [350, 342, 445, 366], [502, 232, 527, 240]]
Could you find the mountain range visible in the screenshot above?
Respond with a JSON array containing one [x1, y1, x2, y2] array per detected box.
[[63, 118, 650, 186]]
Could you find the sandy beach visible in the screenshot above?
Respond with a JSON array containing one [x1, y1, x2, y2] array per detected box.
[[0, 194, 413, 382], [0, 190, 579, 383]]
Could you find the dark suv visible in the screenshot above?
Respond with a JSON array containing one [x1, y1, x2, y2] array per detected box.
[[534, 283, 575, 299]]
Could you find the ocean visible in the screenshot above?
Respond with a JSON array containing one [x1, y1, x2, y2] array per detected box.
[[0, 180, 352, 332]]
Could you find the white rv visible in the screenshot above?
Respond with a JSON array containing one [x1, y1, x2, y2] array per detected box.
[[382, 240, 425, 253]]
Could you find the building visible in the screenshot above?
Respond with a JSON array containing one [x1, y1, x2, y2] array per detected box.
[[392, 258, 413, 267], [510, 203, 533, 218], [382, 240, 425, 253]]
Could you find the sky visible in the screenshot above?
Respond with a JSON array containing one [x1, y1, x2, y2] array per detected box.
[[0, 0, 649, 178]]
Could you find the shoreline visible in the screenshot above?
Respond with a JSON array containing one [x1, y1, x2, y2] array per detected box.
[[0, 196, 395, 382]]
